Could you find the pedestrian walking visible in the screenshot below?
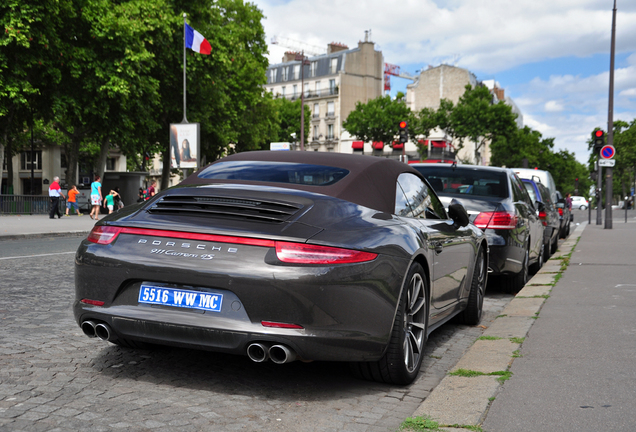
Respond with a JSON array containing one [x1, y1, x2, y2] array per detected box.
[[146, 179, 157, 200], [89, 175, 103, 220], [65, 185, 82, 216], [48, 176, 64, 219], [113, 187, 124, 210], [103, 190, 120, 214]]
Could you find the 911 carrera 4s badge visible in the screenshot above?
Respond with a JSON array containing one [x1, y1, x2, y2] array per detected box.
[[138, 285, 223, 312], [137, 238, 238, 260]]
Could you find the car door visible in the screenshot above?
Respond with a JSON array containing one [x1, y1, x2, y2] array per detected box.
[[510, 173, 543, 262], [396, 173, 472, 310]]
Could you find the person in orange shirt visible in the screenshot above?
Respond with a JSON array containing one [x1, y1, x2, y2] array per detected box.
[[65, 185, 82, 216]]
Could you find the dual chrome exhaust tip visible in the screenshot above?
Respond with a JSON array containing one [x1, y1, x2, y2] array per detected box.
[[246, 342, 296, 364], [81, 320, 115, 342]]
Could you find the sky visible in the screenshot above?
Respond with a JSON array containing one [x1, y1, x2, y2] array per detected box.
[[250, 0, 636, 164]]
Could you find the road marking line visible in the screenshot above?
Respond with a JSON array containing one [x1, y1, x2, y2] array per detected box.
[[0, 251, 76, 260]]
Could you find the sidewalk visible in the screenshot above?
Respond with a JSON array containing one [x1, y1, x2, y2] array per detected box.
[[408, 219, 636, 431], [0, 214, 98, 240]]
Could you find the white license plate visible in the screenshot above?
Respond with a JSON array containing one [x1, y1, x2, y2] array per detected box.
[[138, 285, 223, 312]]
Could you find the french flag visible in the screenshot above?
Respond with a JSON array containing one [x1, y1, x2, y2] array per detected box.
[[185, 23, 211, 55]]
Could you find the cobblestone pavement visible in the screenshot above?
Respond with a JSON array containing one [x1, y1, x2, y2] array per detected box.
[[0, 250, 512, 432]]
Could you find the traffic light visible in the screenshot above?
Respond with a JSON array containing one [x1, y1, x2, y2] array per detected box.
[[398, 121, 408, 143], [593, 130, 605, 152]]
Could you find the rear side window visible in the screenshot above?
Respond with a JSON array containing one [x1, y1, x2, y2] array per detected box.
[[412, 167, 509, 199], [395, 173, 446, 219], [198, 161, 349, 186], [523, 181, 538, 202]]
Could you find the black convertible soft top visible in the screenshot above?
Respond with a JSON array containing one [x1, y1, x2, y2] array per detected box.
[[180, 151, 427, 214]]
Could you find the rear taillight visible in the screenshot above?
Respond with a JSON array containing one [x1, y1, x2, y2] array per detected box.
[[558, 208, 564, 216], [275, 242, 377, 264], [474, 211, 518, 230], [87, 226, 123, 245], [538, 211, 548, 226]]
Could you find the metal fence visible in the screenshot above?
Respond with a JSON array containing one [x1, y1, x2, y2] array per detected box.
[[0, 195, 53, 215]]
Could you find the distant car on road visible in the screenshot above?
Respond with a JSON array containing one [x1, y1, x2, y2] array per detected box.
[[570, 196, 589, 210], [412, 164, 544, 293]]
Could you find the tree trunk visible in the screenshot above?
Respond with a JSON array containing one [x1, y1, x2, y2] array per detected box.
[[96, 137, 110, 181], [161, 145, 171, 192], [65, 136, 81, 189], [0, 141, 5, 194]]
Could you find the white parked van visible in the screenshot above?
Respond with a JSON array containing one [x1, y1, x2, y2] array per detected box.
[[513, 168, 558, 204]]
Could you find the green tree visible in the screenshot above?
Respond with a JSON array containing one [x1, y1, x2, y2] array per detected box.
[[1, 0, 71, 190], [490, 126, 554, 169], [450, 85, 518, 165], [269, 96, 309, 146], [343, 95, 414, 147]]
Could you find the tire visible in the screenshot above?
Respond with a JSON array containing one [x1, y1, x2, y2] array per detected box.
[[530, 241, 544, 274], [580, 205, 587, 210], [350, 262, 428, 385], [459, 248, 486, 325], [543, 236, 551, 260], [502, 246, 528, 294], [550, 231, 558, 255], [565, 221, 571, 237]]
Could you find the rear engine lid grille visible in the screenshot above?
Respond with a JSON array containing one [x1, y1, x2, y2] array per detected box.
[[147, 195, 303, 223]]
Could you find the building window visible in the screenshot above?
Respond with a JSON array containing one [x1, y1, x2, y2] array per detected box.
[[310, 61, 317, 77], [329, 79, 336, 95], [270, 68, 277, 83], [327, 124, 334, 140], [20, 151, 42, 171], [304, 82, 309, 97], [282, 67, 288, 81], [315, 81, 320, 95], [281, 86, 286, 97], [313, 125, 319, 140], [294, 64, 300, 80], [327, 102, 335, 117], [313, 103, 320, 118], [106, 157, 117, 171], [292, 84, 298, 98], [330, 58, 338, 74]]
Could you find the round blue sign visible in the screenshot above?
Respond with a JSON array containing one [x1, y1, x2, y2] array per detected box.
[[600, 145, 615, 159]]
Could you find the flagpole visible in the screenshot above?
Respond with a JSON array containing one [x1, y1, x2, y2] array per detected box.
[[182, 13, 188, 123]]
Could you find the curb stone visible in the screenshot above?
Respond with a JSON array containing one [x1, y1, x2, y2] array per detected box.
[[405, 222, 587, 431]]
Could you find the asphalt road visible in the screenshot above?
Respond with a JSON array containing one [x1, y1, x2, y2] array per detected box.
[[0, 235, 515, 432]]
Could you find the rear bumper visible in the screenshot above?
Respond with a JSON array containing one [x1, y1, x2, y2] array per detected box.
[[74, 236, 409, 362]]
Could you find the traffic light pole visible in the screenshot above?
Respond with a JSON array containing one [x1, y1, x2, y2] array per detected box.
[[597, 163, 603, 225], [604, 0, 617, 229]]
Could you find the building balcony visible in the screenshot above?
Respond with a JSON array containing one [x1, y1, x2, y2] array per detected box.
[[279, 87, 339, 101]]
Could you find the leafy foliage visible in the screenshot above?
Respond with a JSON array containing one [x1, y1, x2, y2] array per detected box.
[[343, 96, 414, 147]]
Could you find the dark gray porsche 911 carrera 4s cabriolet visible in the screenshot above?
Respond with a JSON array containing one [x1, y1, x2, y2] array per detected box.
[[75, 151, 487, 385]]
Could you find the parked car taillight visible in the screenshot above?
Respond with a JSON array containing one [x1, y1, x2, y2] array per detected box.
[[538, 210, 548, 226], [474, 211, 518, 230], [558, 208, 564, 216]]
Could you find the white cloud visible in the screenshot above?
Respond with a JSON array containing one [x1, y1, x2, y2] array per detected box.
[[252, 0, 636, 164], [545, 101, 565, 112]]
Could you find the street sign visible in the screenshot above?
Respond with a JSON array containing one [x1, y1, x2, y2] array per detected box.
[[599, 159, 616, 167], [270, 142, 291, 151], [600, 145, 615, 159]]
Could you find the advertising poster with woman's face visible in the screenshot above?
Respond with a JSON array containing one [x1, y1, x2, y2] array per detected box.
[[170, 123, 199, 169]]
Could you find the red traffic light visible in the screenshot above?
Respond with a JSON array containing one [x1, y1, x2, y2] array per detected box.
[[594, 130, 604, 138], [399, 121, 407, 129]]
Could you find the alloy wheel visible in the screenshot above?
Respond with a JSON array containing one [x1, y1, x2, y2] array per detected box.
[[403, 273, 426, 373]]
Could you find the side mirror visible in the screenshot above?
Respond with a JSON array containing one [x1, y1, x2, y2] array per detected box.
[[448, 200, 469, 227], [535, 201, 545, 214]]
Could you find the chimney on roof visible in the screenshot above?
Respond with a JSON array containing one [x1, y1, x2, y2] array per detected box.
[[327, 42, 348, 54], [282, 51, 301, 63], [494, 87, 505, 100]]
